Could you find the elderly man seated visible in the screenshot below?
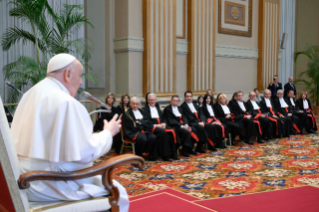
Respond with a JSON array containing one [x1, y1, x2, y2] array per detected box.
[[122, 97, 166, 161], [11, 54, 129, 211], [143, 93, 179, 160]]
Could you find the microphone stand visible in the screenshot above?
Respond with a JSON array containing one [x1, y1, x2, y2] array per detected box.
[[89, 109, 111, 116]]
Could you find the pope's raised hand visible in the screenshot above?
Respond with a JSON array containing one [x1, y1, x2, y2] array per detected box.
[[103, 114, 121, 137]]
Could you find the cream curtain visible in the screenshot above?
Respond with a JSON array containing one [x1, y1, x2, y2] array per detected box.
[[279, 0, 296, 84]]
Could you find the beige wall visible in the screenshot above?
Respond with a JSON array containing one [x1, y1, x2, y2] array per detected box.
[[215, 0, 259, 95], [294, 0, 319, 93]]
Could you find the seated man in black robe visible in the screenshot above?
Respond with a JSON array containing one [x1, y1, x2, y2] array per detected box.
[[122, 97, 170, 161], [215, 94, 240, 146], [143, 93, 179, 160], [285, 89, 307, 133], [259, 89, 291, 138], [245, 91, 272, 140], [200, 94, 226, 149], [273, 90, 301, 135], [230, 91, 262, 144], [181, 91, 209, 153], [164, 95, 203, 156]]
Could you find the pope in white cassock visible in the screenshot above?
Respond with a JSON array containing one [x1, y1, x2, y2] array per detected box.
[[11, 53, 130, 211]]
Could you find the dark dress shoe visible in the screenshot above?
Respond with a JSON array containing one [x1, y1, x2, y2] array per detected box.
[[257, 137, 264, 143], [262, 137, 269, 140], [231, 140, 236, 146], [195, 147, 206, 153], [162, 157, 170, 161], [181, 148, 190, 157], [310, 129, 317, 133], [208, 146, 217, 151], [171, 152, 180, 160], [245, 140, 254, 145], [189, 150, 199, 155], [291, 131, 298, 135]]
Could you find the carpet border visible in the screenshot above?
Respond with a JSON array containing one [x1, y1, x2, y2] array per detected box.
[[192, 185, 310, 202], [129, 187, 201, 201], [130, 192, 219, 212]]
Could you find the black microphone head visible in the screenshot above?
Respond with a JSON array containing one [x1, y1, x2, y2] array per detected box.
[[81, 91, 91, 99]]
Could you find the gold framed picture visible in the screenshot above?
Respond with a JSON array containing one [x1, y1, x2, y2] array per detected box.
[[218, 0, 252, 37]]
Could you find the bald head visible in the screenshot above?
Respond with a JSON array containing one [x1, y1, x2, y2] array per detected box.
[[288, 77, 293, 83], [249, 91, 256, 100], [47, 59, 83, 97]]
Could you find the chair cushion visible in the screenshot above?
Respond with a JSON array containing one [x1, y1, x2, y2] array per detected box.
[[29, 197, 111, 212]]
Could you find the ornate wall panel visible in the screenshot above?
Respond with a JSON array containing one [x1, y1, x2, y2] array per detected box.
[[143, 0, 176, 96], [187, 0, 216, 95], [257, 0, 281, 90]]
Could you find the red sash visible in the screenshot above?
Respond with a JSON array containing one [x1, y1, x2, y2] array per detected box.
[[266, 116, 279, 136], [253, 120, 262, 134], [254, 109, 262, 119], [207, 117, 225, 138], [194, 112, 200, 122], [306, 108, 316, 128], [152, 118, 177, 143], [179, 116, 199, 142], [285, 108, 300, 133]]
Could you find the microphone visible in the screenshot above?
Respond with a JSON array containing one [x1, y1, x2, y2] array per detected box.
[[81, 91, 111, 112], [6, 81, 24, 95]]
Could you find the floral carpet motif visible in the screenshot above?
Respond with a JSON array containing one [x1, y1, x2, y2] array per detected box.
[[97, 133, 319, 199]]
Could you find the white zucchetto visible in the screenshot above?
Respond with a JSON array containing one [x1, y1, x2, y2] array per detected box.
[[47, 53, 76, 73]]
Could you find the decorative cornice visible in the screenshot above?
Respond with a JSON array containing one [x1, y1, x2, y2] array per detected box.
[[215, 45, 259, 60], [114, 37, 144, 53]]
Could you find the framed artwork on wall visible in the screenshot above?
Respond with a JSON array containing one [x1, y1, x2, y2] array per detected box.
[[218, 0, 252, 37]]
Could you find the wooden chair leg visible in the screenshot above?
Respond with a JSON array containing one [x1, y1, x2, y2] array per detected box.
[[228, 133, 232, 146], [132, 143, 136, 155], [119, 142, 125, 155]]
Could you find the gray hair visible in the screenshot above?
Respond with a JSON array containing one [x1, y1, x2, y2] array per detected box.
[[277, 90, 283, 94], [263, 89, 271, 94], [131, 96, 141, 103], [148, 93, 157, 98]]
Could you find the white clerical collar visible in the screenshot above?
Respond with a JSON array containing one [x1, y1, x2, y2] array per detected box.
[[303, 99, 309, 109], [132, 109, 143, 120], [251, 100, 260, 110], [172, 105, 181, 117], [237, 101, 246, 111], [187, 102, 197, 113], [279, 98, 288, 108], [290, 98, 295, 106], [149, 105, 159, 118], [207, 104, 215, 117], [220, 104, 230, 114], [265, 98, 272, 108], [47, 77, 70, 95]]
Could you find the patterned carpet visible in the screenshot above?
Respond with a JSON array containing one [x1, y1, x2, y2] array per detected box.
[[97, 133, 319, 200]]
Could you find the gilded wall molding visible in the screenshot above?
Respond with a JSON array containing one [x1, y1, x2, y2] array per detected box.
[[215, 45, 259, 60], [114, 37, 144, 53]]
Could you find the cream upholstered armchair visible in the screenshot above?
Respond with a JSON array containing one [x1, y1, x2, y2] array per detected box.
[[0, 97, 144, 212]]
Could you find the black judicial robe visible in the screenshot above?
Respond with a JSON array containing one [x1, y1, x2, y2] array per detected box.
[[285, 97, 307, 132], [93, 106, 122, 153], [199, 104, 227, 147], [273, 98, 301, 134], [143, 105, 177, 154], [180, 102, 207, 148], [93, 106, 118, 132], [230, 101, 260, 140], [163, 105, 193, 149], [259, 98, 290, 137], [245, 100, 271, 138], [296, 98, 317, 131], [4, 106, 13, 123], [214, 104, 240, 142], [284, 82, 297, 97], [122, 108, 158, 160]]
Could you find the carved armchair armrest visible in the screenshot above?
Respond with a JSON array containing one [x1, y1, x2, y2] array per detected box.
[[18, 154, 144, 211]]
